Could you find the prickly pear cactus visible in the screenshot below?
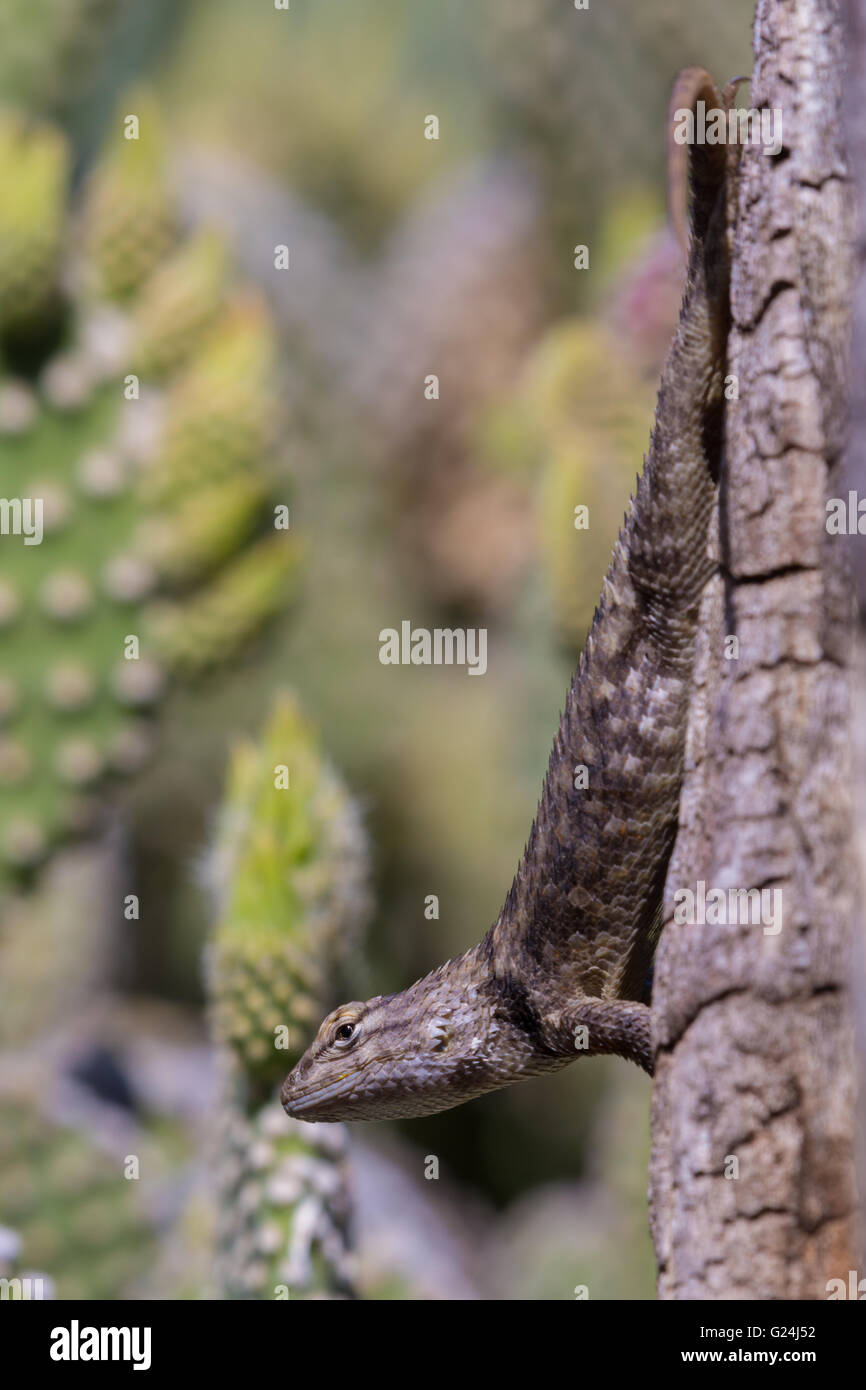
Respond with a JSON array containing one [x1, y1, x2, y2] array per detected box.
[[0, 100, 299, 882], [206, 695, 369, 1299]]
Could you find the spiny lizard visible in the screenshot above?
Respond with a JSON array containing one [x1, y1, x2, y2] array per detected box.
[[282, 70, 743, 1121]]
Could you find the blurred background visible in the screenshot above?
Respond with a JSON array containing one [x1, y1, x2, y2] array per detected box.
[[0, 0, 754, 1300]]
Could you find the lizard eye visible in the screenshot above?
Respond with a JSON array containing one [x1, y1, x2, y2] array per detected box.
[[332, 1021, 359, 1048]]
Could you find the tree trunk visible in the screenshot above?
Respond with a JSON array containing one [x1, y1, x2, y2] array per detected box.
[[843, 0, 866, 1270], [649, 0, 861, 1298]]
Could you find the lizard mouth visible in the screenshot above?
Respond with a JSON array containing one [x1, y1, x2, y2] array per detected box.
[[280, 1070, 359, 1121]]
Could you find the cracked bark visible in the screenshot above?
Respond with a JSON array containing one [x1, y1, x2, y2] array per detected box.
[[843, 0, 866, 1271], [649, 0, 861, 1299]]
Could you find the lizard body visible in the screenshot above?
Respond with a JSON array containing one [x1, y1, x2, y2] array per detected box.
[[282, 70, 740, 1122]]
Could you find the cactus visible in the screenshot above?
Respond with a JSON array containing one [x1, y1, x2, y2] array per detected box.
[[0, 118, 68, 342], [212, 1078, 356, 1301], [132, 230, 230, 381], [0, 101, 300, 883], [207, 695, 369, 1099], [205, 695, 370, 1298], [81, 90, 178, 301]]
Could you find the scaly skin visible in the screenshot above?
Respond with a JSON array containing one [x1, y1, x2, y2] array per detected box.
[[282, 70, 741, 1121]]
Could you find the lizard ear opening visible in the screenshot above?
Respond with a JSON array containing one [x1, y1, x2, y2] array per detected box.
[[427, 1018, 451, 1053]]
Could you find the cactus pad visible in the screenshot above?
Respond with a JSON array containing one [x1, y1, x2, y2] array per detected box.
[[0, 102, 300, 882]]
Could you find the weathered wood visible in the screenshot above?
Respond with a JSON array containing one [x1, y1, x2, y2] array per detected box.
[[843, 0, 866, 1273], [650, 0, 860, 1299]]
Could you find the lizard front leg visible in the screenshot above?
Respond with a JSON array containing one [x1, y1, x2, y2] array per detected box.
[[543, 998, 653, 1076]]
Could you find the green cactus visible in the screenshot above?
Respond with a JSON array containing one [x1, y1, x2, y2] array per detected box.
[[0, 102, 300, 882], [140, 298, 276, 507], [207, 695, 369, 1098], [132, 230, 230, 381], [206, 695, 370, 1298], [0, 118, 68, 342], [80, 89, 178, 301]]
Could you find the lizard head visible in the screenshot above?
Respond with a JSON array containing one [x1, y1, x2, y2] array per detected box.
[[280, 952, 533, 1121]]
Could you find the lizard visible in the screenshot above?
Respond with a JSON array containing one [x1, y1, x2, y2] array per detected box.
[[281, 69, 744, 1122]]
